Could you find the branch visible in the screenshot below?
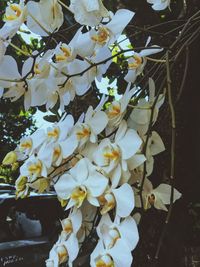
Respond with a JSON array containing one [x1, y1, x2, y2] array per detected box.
[[155, 51, 176, 260]]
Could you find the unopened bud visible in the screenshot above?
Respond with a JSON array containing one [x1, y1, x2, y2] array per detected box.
[[15, 176, 27, 191], [2, 151, 17, 165]]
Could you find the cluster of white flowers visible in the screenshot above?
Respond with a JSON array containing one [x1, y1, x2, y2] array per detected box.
[[1, 0, 180, 266]]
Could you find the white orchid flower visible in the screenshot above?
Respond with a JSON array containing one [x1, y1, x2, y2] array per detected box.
[[94, 120, 142, 187], [20, 155, 47, 181], [38, 143, 63, 169], [97, 214, 139, 251], [135, 178, 182, 211], [28, 50, 53, 79], [45, 115, 74, 144], [57, 79, 76, 111], [88, 46, 112, 82], [128, 78, 165, 135], [27, 0, 64, 36], [37, 115, 78, 164], [54, 158, 108, 209], [106, 84, 135, 133], [145, 131, 165, 156], [133, 131, 165, 178], [75, 9, 134, 57], [90, 238, 133, 267], [22, 50, 60, 109], [98, 183, 135, 218], [57, 47, 111, 99], [18, 129, 46, 156], [46, 233, 79, 267], [69, 0, 109, 26], [4, 0, 27, 27], [147, 0, 171, 10], [66, 59, 93, 96], [125, 46, 163, 83], [60, 209, 82, 241], [73, 106, 108, 150], [0, 55, 38, 110], [55, 43, 76, 64], [90, 9, 135, 47], [3, 81, 32, 111]]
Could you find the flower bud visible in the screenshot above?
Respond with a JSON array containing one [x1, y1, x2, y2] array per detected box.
[[15, 176, 27, 192], [2, 151, 17, 165]]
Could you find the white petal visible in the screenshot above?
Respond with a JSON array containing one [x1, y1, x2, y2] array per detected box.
[[107, 9, 135, 40], [115, 120, 127, 142], [110, 164, 121, 188], [118, 129, 142, 159], [97, 213, 113, 238], [140, 46, 163, 57], [70, 158, 89, 183], [127, 154, 146, 170], [119, 216, 139, 250], [124, 69, 137, 83], [154, 184, 182, 205], [154, 198, 168, 211], [60, 134, 78, 158], [54, 174, 77, 199], [87, 195, 100, 206], [89, 111, 108, 135], [22, 57, 34, 77], [90, 240, 104, 267], [24, 89, 31, 111], [109, 239, 133, 267], [86, 172, 108, 197], [70, 209, 82, 234], [64, 234, 79, 263], [0, 56, 21, 85], [112, 183, 135, 217], [149, 131, 165, 156], [38, 143, 53, 168]]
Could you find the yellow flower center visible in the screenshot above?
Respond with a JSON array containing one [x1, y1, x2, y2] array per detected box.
[[128, 54, 143, 69], [104, 149, 120, 162], [62, 218, 73, 234], [108, 228, 121, 248], [56, 46, 72, 62], [5, 4, 22, 21], [99, 193, 116, 214], [53, 146, 61, 161], [28, 160, 42, 177], [47, 127, 60, 139], [91, 27, 110, 45], [71, 186, 87, 208], [96, 255, 114, 267], [76, 127, 91, 140], [107, 104, 121, 117], [20, 139, 32, 151], [34, 63, 42, 75], [56, 245, 68, 264]]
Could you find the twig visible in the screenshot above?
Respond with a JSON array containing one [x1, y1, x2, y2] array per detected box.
[[155, 51, 176, 259], [176, 46, 189, 102]]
